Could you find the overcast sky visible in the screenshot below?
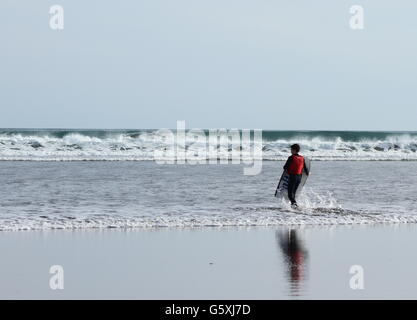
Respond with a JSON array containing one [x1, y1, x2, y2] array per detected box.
[[1, 0, 417, 130]]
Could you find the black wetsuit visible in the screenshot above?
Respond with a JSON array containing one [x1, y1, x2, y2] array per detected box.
[[283, 155, 309, 205]]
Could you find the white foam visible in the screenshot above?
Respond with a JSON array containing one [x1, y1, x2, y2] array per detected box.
[[0, 175, 415, 231], [1, 132, 417, 161], [1, 209, 417, 231]]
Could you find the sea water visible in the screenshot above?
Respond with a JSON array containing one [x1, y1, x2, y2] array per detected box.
[[1, 129, 417, 161], [0, 145, 417, 230]]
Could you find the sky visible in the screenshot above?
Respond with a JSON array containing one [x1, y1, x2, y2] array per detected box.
[[1, 0, 417, 130]]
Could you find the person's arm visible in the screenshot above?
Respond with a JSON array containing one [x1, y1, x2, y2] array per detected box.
[[303, 158, 309, 175], [283, 156, 292, 171]]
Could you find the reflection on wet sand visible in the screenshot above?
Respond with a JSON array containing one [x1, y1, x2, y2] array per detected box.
[[277, 229, 308, 296]]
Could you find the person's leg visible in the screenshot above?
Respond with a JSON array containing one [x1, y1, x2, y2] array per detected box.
[[291, 175, 302, 204], [287, 175, 296, 205]]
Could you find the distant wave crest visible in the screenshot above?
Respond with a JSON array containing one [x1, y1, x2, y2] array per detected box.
[[0, 129, 417, 161]]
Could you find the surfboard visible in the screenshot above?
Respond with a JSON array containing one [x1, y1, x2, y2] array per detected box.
[[274, 157, 311, 200]]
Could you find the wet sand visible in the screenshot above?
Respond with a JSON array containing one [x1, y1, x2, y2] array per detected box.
[[0, 224, 416, 299]]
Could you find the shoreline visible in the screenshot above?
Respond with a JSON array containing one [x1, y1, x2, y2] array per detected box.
[[1, 159, 417, 161], [1, 218, 417, 233]]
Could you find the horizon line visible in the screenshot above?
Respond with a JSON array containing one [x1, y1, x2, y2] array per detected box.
[[0, 128, 416, 133]]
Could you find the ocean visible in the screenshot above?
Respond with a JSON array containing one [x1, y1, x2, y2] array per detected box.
[[0, 130, 417, 231], [1, 129, 417, 161]]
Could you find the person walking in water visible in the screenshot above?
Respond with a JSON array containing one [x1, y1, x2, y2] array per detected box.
[[283, 144, 309, 207]]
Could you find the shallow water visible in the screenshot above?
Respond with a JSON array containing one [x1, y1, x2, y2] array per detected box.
[[1, 161, 416, 230]]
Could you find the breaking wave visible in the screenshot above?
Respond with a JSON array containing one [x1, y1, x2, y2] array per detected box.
[[1, 129, 417, 161]]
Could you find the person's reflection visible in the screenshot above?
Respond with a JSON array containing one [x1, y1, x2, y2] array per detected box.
[[276, 229, 308, 296]]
